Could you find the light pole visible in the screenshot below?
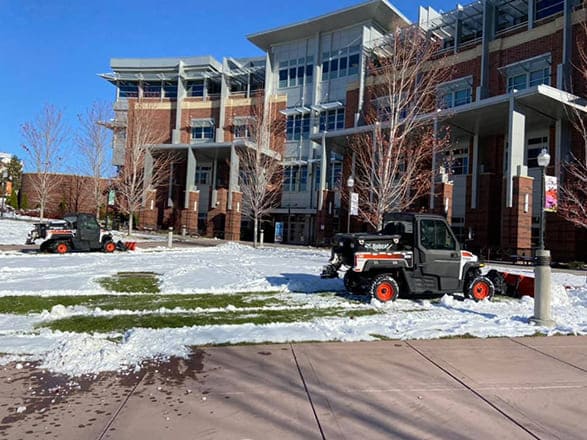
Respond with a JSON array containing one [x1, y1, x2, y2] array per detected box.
[[347, 175, 354, 233], [531, 148, 555, 328]]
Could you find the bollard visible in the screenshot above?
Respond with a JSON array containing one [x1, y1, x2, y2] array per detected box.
[[181, 224, 187, 237], [530, 249, 555, 328], [260, 229, 264, 248], [167, 227, 173, 248]]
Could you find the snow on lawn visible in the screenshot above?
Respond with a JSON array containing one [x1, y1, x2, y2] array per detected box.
[[0, 218, 586, 377]]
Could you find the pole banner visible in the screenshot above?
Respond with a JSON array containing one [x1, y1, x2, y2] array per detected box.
[[544, 175, 557, 212]]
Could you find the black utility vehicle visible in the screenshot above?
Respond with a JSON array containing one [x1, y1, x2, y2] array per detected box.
[[26, 213, 117, 254], [321, 213, 493, 302]]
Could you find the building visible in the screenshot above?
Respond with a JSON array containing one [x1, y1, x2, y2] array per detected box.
[[100, 0, 586, 260]]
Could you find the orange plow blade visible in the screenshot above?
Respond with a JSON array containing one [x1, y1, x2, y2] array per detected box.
[[487, 269, 535, 297]]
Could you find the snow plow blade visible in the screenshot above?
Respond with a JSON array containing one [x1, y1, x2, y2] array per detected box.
[[486, 269, 534, 297]]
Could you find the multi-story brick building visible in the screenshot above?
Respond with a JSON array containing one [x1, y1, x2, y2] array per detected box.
[[100, 0, 586, 261]]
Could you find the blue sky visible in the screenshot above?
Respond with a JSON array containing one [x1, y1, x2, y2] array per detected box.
[[0, 0, 457, 165]]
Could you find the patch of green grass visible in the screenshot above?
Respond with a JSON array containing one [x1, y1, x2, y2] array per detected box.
[[97, 272, 161, 293], [439, 333, 479, 340], [0, 292, 285, 315], [40, 308, 379, 334]]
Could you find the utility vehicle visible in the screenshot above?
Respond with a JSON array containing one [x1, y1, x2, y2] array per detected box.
[[321, 212, 494, 302]]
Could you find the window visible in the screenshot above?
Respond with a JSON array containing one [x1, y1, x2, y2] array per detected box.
[[194, 166, 211, 185], [420, 219, 457, 250], [322, 46, 360, 81], [374, 95, 408, 121], [186, 80, 204, 97], [233, 117, 254, 139], [286, 114, 311, 141], [163, 82, 177, 99], [504, 56, 551, 93], [527, 136, 549, 168], [447, 147, 469, 175], [278, 57, 313, 89], [319, 108, 345, 131], [191, 119, 214, 143], [142, 82, 161, 98], [536, 0, 565, 20], [118, 82, 139, 98], [438, 77, 473, 109]]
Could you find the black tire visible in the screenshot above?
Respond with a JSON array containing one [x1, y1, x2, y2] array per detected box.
[[344, 271, 365, 295], [486, 269, 507, 296], [369, 274, 399, 302], [467, 276, 495, 301]]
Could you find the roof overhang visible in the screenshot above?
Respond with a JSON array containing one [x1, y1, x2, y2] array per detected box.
[[247, 0, 410, 51], [439, 85, 587, 137], [310, 85, 587, 146]]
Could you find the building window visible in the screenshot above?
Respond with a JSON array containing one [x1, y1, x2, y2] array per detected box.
[[191, 119, 214, 143], [536, 0, 565, 20], [233, 117, 254, 139], [278, 57, 313, 89], [142, 82, 161, 98], [373, 95, 409, 121], [503, 55, 551, 93], [283, 165, 308, 192], [118, 82, 139, 98], [163, 82, 177, 99], [319, 108, 345, 131], [322, 46, 361, 81], [194, 165, 212, 185], [447, 146, 469, 175], [187, 80, 204, 97], [286, 114, 311, 141], [437, 77, 473, 109], [526, 136, 549, 168]]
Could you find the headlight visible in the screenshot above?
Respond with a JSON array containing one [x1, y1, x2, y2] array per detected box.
[[358, 239, 365, 245]]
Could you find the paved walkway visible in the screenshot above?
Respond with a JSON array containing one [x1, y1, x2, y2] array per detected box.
[[1, 336, 585, 439]]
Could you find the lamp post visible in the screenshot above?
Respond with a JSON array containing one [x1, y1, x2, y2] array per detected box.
[[531, 148, 555, 328], [347, 175, 354, 233]]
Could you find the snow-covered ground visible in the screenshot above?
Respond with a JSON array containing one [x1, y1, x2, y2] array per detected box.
[[0, 218, 585, 377]]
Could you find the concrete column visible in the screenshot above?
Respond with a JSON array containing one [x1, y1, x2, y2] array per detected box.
[[506, 98, 527, 207], [531, 250, 556, 328], [217, 59, 229, 142], [479, 0, 495, 100], [528, 0, 535, 30], [184, 147, 197, 208], [561, 0, 573, 92], [470, 134, 479, 209], [173, 61, 185, 144], [318, 132, 327, 210], [454, 7, 463, 54], [228, 144, 240, 210]]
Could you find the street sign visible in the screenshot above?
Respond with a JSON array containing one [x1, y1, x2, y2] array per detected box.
[[350, 192, 359, 216], [108, 190, 116, 206]]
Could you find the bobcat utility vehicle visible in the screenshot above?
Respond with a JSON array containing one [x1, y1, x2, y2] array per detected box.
[[321, 212, 494, 302]]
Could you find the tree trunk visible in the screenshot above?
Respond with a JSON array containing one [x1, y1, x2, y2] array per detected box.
[[128, 211, 134, 236], [253, 215, 258, 248]]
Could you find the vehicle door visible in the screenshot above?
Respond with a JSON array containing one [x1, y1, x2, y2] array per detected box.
[[78, 215, 100, 243], [417, 218, 461, 290]]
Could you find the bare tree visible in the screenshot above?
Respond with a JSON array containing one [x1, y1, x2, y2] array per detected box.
[[350, 26, 451, 230], [235, 96, 285, 247], [115, 100, 173, 235], [21, 104, 67, 221], [76, 101, 113, 219], [559, 18, 587, 229]]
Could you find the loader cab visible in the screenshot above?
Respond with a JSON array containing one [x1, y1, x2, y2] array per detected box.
[[416, 216, 462, 290]]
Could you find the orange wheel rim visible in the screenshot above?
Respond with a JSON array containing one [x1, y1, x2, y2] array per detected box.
[[106, 243, 115, 252], [57, 244, 67, 253], [376, 282, 394, 301], [473, 281, 489, 300]]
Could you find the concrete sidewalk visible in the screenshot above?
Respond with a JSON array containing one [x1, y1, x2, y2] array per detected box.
[[1, 336, 585, 439]]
